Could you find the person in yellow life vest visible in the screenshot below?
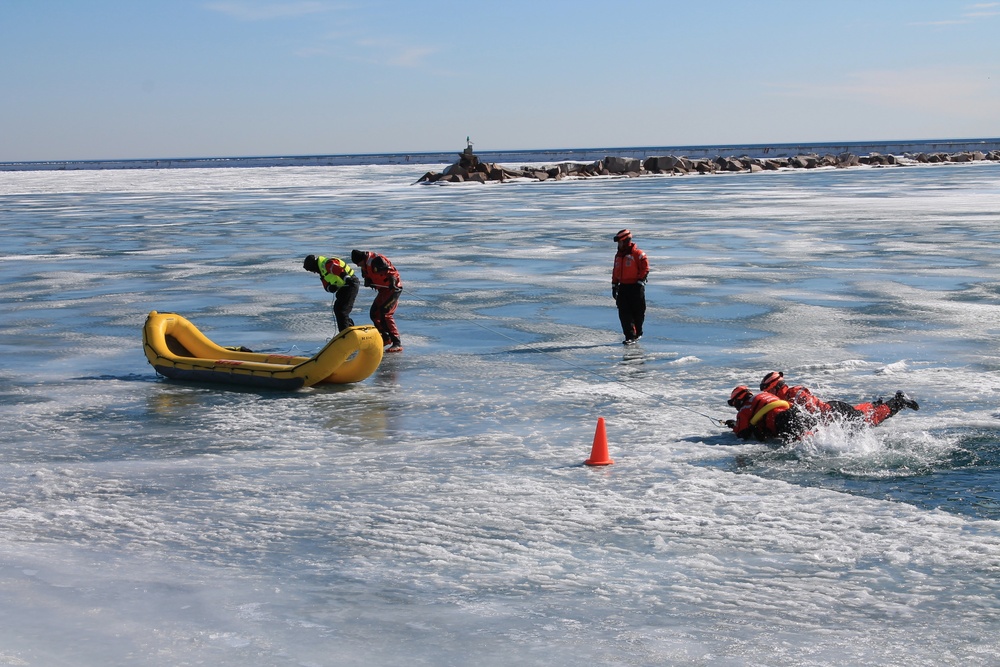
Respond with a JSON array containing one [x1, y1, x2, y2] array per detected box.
[[303, 254, 360, 332], [612, 228, 649, 345], [725, 385, 816, 443]]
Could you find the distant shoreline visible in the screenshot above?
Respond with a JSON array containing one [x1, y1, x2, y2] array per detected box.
[[3, 138, 1000, 172]]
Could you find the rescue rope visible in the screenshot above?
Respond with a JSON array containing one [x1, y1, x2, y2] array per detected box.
[[395, 286, 726, 427], [473, 318, 725, 427]]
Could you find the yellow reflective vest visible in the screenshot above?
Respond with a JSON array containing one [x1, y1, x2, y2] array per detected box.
[[317, 256, 355, 291]]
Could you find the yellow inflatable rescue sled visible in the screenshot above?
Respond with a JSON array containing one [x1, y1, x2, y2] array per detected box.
[[142, 311, 384, 389]]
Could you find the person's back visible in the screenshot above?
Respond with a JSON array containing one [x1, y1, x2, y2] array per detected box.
[[351, 249, 403, 352], [746, 391, 791, 438], [303, 254, 359, 332]]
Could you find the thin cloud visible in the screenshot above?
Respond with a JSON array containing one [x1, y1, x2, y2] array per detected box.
[[774, 66, 998, 117], [356, 38, 439, 68], [388, 46, 438, 68], [907, 2, 1000, 25], [204, 1, 332, 21], [205, 3, 440, 69]]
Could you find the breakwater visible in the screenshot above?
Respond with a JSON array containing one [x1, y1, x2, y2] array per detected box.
[[2, 138, 1000, 172], [419, 143, 1000, 184]]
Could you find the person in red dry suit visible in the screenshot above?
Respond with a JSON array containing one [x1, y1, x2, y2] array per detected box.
[[758, 371, 919, 427], [725, 385, 817, 443], [302, 254, 359, 332], [351, 249, 403, 353], [611, 228, 650, 345]]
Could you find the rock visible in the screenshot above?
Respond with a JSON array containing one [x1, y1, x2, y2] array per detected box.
[[648, 155, 692, 173], [715, 157, 743, 172], [789, 154, 819, 169], [694, 160, 716, 174], [949, 151, 985, 162], [559, 162, 589, 174], [604, 156, 641, 174], [863, 152, 899, 166], [836, 152, 859, 168]]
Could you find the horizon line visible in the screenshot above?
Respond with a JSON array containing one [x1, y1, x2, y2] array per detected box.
[[4, 136, 1000, 170]]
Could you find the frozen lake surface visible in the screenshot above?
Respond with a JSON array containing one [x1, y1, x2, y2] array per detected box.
[[2, 161, 1000, 665]]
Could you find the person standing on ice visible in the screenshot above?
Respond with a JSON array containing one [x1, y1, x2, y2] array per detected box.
[[611, 228, 649, 345], [758, 371, 919, 427], [302, 254, 359, 332], [352, 249, 404, 353]]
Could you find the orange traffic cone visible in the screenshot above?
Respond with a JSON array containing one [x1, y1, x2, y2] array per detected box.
[[584, 417, 614, 466]]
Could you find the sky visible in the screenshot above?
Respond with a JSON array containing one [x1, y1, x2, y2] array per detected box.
[[1, 0, 999, 162]]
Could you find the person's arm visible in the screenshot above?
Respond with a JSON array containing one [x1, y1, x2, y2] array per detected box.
[[612, 255, 620, 297], [637, 249, 650, 282], [732, 409, 753, 439]]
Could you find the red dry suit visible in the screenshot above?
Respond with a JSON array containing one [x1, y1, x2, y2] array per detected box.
[[357, 251, 403, 347], [772, 383, 828, 413], [771, 383, 895, 426], [612, 242, 650, 342], [851, 401, 894, 427], [612, 243, 649, 286]]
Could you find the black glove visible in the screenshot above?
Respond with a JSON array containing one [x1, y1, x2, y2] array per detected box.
[[364, 277, 373, 288], [611, 285, 619, 299], [324, 283, 336, 293], [724, 419, 736, 429]]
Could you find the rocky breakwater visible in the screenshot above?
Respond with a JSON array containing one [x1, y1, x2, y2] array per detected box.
[[417, 148, 1000, 184]]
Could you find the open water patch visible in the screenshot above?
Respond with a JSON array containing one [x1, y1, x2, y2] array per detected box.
[[725, 424, 1000, 520]]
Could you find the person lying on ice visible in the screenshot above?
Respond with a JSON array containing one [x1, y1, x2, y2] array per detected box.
[[758, 371, 918, 427], [725, 385, 817, 443]]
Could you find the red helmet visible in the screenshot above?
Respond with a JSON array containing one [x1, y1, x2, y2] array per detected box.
[[728, 385, 752, 407], [759, 371, 785, 393], [613, 228, 632, 243]]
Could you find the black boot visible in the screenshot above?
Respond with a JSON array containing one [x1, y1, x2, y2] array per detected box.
[[894, 391, 919, 410], [884, 391, 919, 416]]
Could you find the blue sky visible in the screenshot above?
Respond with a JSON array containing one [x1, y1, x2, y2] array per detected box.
[[2, 0, 998, 161]]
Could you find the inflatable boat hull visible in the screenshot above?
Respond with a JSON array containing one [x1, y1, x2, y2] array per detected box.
[[142, 311, 384, 389]]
